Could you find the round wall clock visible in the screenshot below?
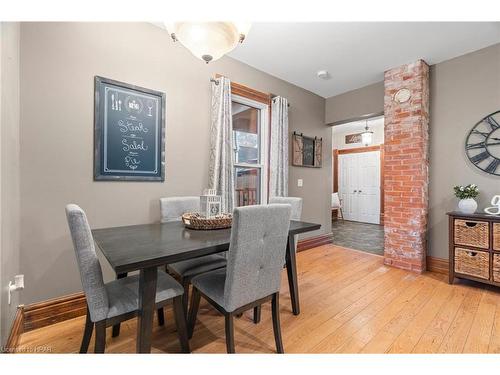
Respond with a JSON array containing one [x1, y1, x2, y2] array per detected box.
[[393, 88, 411, 104], [465, 110, 500, 176]]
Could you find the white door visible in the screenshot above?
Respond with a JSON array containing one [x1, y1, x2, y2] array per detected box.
[[338, 154, 359, 221], [338, 151, 381, 224]]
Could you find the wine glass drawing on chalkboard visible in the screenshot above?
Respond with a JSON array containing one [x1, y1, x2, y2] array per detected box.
[[94, 76, 166, 181], [147, 100, 154, 117], [292, 132, 322, 168]]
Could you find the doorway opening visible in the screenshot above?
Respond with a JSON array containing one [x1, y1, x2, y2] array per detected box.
[[331, 116, 384, 255]]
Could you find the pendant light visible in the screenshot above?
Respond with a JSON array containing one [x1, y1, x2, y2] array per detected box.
[[361, 120, 373, 146], [165, 22, 251, 64]]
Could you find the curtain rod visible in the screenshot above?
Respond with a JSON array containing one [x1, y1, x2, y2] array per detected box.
[[272, 94, 291, 108], [210, 78, 290, 107]]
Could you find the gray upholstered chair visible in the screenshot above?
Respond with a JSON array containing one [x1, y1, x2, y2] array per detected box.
[[160, 196, 227, 314], [269, 196, 303, 229], [187, 204, 292, 353], [65, 204, 190, 354], [251, 196, 302, 323]]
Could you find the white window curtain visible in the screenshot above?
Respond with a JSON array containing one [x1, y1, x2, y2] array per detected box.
[[209, 76, 235, 213], [269, 96, 289, 198]]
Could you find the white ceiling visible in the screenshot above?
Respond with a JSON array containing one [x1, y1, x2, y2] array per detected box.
[[227, 22, 500, 98]]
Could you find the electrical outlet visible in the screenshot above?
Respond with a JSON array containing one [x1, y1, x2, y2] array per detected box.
[[8, 274, 24, 305], [297, 179, 303, 187]]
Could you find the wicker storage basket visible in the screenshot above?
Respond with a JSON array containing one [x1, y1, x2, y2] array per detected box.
[[454, 247, 489, 280], [493, 254, 500, 283], [181, 212, 232, 230], [454, 219, 489, 249], [494, 223, 500, 251]]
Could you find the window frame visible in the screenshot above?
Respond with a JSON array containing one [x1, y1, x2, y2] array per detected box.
[[231, 94, 269, 206]]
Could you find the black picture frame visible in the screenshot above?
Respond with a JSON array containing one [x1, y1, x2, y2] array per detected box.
[[94, 76, 166, 181]]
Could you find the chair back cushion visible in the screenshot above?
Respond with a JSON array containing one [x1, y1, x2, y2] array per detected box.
[[269, 196, 302, 220], [160, 196, 200, 223], [65, 204, 108, 322], [269, 197, 302, 253], [331, 192, 341, 208], [224, 204, 291, 311]]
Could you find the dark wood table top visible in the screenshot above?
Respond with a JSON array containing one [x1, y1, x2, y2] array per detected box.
[[446, 211, 500, 220], [92, 220, 321, 273]]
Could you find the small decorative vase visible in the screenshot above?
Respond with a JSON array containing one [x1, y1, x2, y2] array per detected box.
[[458, 198, 478, 214]]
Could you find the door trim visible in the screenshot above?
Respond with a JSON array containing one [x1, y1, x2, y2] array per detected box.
[[332, 144, 384, 224]]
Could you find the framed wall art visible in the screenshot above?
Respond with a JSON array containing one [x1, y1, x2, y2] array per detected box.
[[94, 76, 166, 181], [345, 132, 362, 144], [292, 132, 322, 168]]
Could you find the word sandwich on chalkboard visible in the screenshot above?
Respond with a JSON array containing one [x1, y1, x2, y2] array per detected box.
[[94, 76, 166, 181], [292, 131, 322, 168]]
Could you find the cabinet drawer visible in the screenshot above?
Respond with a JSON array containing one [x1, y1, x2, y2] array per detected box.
[[493, 254, 500, 283], [454, 247, 489, 280], [494, 223, 500, 251], [454, 219, 489, 249]]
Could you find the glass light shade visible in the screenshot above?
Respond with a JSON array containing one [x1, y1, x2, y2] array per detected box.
[[361, 130, 373, 146], [164, 22, 250, 63]]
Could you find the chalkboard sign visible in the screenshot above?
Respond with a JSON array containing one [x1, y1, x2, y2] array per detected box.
[[302, 137, 315, 166], [94, 76, 165, 181]]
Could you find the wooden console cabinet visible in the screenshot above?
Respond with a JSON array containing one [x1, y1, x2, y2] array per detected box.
[[448, 211, 500, 286]]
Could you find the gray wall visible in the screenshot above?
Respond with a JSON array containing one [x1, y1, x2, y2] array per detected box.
[[325, 81, 384, 124], [325, 43, 500, 260], [19, 23, 330, 304], [0, 22, 21, 345], [428, 43, 500, 259]]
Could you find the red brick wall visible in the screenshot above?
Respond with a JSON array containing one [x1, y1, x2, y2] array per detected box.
[[383, 60, 430, 273]]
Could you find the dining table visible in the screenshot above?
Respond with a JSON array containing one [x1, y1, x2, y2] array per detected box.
[[92, 219, 321, 353]]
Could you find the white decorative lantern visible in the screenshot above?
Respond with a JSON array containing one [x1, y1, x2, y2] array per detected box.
[[361, 120, 373, 146], [200, 189, 222, 218]]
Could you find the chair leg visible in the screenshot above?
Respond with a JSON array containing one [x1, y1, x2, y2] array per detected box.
[[187, 287, 201, 339], [94, 321, 106, 354], [253, 305, 261, 324], [339, 207, 344, 221], [79, 307, 93, 353], [157, 308, 165, 326], [181, 277, 190, 317], [173, 296, 191, 353], [225, 313, 235, 354], [111, 323, 120, 338], [271, 293, 284, 353]]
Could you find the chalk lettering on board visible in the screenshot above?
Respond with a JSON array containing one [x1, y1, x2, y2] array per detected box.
[[121, 138, 149, 152]]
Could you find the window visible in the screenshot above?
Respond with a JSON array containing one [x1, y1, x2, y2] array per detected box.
[[232, 95, 269, 207]]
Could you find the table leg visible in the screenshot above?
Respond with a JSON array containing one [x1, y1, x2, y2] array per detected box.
[[285, 234, 300, 315], [112, 272, 127, 337], [137, 267, 157, 353]]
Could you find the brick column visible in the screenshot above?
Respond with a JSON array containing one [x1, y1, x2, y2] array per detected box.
[[383, 60, 430, 273]]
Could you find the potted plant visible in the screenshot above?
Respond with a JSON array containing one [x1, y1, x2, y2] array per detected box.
[[453, 184, 480, 214]]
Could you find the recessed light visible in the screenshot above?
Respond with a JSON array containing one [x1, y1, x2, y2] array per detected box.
[[317, 70, 330, 80]]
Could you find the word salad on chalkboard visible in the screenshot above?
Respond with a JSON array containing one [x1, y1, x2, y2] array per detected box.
[[94, 76, 165, 181]]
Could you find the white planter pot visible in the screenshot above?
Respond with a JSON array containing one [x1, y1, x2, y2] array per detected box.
[[458, 198, 478, 214]]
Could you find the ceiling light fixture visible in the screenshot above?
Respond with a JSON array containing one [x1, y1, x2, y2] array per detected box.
[[361, 120, 374, 146], [164, 22, 251, 64]]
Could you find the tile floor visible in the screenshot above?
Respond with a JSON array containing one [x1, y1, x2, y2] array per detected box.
[[331, 219, 384, 255]]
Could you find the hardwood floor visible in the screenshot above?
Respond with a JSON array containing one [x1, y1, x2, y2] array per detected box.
[[17, 245, 500, 353]]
